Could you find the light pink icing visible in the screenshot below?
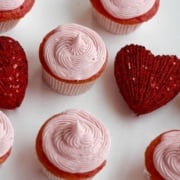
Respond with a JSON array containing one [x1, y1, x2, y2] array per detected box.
[[0, 111, 14, 157], [42, 109, 111, 173], [100, 0, 155, 19], [153, 131, 180, 180], [43, 23, 107, 80], [0, 0, 24, 11]]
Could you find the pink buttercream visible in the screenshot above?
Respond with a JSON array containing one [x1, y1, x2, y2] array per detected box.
[[43, 23, 107, 80], [0, 111, 14, 157], [42, 109, 111, 173], [0, 0, 24, 11], [100, 0, 155, 19], [153, 131, 180, 180]]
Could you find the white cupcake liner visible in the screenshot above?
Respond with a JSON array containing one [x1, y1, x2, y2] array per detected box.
[[92, 7, 141, 34], [42, 68, 95, 96], [0, 19, 20, 33], [41, 164, 92, 180], [143, 169, 151, 180], [41, 165, 65, 180]]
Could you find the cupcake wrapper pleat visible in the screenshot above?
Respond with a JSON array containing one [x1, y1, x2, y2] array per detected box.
[[0, 20, 19, 33], [143, 169, 151, 180], [41, 163, 92, 180], [41, 165, 65, 180], [92, 7, 140, 34], [42, 68, 95, 95]]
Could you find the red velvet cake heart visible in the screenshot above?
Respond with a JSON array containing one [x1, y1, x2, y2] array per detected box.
[[114, 44, 180, 115], [0, 36, 28, 109]]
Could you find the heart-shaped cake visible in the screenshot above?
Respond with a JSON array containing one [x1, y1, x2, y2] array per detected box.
[[0, 36, 28, 109], [114, 44, 180, 115]]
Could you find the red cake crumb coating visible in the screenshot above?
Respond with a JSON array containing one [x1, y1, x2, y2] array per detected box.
[[36, 116, 106, 180], [0, 0, 35, 21], [90, 0, 160, 25], [0, 36, 28, 109]]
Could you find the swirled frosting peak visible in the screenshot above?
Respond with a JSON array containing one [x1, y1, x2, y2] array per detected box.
[[100, 0, 155, 19], [42, 109, 111, 173], [153, 131, 180, 180], [43, 23, 106, 80], [63, 120, 93, 149], [0, 111, 14, 157], [70, 33, 86, 55], [71, 120, 85, 137], [0, 0, 24, 11]]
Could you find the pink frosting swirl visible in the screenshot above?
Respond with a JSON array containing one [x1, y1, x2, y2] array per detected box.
[[42, 109, 111, 173], [153, 131, 180, 180], [0, 111, 14, 157], [0, 0, 24, 11], [43, 23, 107, 80], [100, 0, 155, 19]]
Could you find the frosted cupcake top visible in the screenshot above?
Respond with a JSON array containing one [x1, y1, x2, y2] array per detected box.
[[0, 0, 24, 10], [43, 23, 107, 80], [42, 109, 111, 173], [0, 111, 14, 157], [100, 0, 155, 19], [153, 131, 180, 180]]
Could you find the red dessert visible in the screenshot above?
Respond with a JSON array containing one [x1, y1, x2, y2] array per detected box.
[[0, 36, 28, 109], [114, 44, 180, 115]]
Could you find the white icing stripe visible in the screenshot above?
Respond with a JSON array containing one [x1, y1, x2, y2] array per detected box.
[[42, 109, 110, 173], [153, 131, 180, 180], [43, 23, 106, 80], [100, 0, 155, 19], [0, 0, 24, 10], [0, 111, 14, 157]]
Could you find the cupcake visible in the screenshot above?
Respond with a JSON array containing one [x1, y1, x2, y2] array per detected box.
[[36, 109, 111, 180], [90, 0, 160, 34], [145, 130, 180, 180], [0, 111, 14, 165], [0, 0, 35, 33], [39, 23, 108, 95], [0, 36, 28, 109]]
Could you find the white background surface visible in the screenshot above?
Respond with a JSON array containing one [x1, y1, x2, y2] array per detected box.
[[1, 1, 180, 180]]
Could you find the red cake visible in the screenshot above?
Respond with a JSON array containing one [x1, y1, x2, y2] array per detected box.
[[114, 44, 180, 114], [0, 36, 28, 109]]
